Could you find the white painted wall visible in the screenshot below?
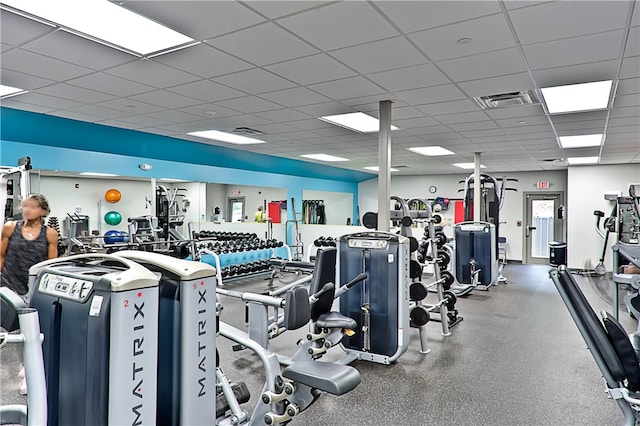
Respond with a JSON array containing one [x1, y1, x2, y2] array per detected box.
[[302, 189, 353, 225], [358, 170, 568, 261], [224, 185, 287, 222], [567, 164, 640, 271], [206, 183, 227, 221], [39, 176, 154, 236]]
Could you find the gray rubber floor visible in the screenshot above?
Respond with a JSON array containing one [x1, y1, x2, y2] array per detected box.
[[0, 264, 634, 425]]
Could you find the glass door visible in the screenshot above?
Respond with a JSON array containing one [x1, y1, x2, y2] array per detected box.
[[227, 197, 245, 222], [524, 192, 564, 264]]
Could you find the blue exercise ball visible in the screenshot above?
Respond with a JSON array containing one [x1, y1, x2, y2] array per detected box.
[[104, 230, 124, 245]]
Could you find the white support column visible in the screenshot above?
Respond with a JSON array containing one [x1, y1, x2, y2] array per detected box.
[[151, 178, 157, 216], [474, 152, 481, 222], [377, 100, 392, 232]]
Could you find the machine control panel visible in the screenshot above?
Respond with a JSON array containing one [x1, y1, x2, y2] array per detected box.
[[348, 239, 389, 249], [39, 273, 94, 302]]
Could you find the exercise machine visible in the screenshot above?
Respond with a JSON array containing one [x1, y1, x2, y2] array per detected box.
[[0, 156, 31, 224], [0, 288, 47, 426], [29, 254, 160, 426], [156, 185, 189, 241], [454, 222, 498, 290]]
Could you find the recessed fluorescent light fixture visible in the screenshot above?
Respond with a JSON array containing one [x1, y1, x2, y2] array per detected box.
[[79, 172, 120, 177], [319, 112, 399, 133], [1, 0, 196, 57], [452, 163, 486, 169], [364, 166, 400, 172], [300, 154, 349, 162], [408, 146, 455, 156], [187, 130, 266, 145], [567, 156, 599, 165], [559, 134, 604, 148], [0, 84, 28, 99], [540, 80, 613, 114], [158, 178, 189, 182]]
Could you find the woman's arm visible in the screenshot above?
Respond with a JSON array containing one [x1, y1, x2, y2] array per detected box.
[[46, 227, 59, 259], [0, 221, 17, 272]]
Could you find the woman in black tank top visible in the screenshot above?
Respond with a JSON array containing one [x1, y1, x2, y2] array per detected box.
[[0, 194, 59, 298]]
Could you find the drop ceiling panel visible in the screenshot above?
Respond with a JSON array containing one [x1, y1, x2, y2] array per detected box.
[[609, 116, 640, 127], [153, 44, 254, 79], [254, 109, 311, 123], [608, 125, 640, 134], [308, 76, 386, 101], [51, 110, 102, 123], [434, 111, 490, 124], [243, 1, 332, 19], [459, 129, 508, 138], [177, 104, 242, 119], [448, 121, 499, 132], [616, 78, 640, 95], [20, 30, 134, 71], [167, 80, 245, 103], [0, 99, 54, 114], [8, 92, 82, 110], [508, 1, 630, 45], [130, 90, 202, 109], [495, 116, 550, 128], [106, 60, 199, 89], [265, 53, 357, 86], [66, 73, 154, 98], [389, 106, 428, 120], [372, 1, 501, 34], [620, 56, 640, 78], [550, 110, 609, 123], [437, 48, 526, 82], [36, 83, 115, 104], [294, 102, 355, 117], [142, 110, 203, 124], [2, 48, 92, 81], [210, 95, 284, 114], [554, 121, 607, 132], [258, 87, 331, 107], [614, 94, 640, 108], [625, 26, 640, 58], [98, 120, 146, 130], [121, 1, 266, 40], [523, 30, 625, 70], [393, 116, 441, 129], [0, 11, 55, 47], [366, 64, 451, 93], [395, 84, 467, 106], [286, 118, 336, 130], [212, 23, 318, 66], [457, 72, 535, 97], [409, 14, 515, 62], [533, 60, 619, 87], [416, 99, 480, 116], [0, 68, 54, 90], [407, 125, 456, 135], [277, 2, 398, 51], [611, 105, 640, 118], [64, 105, 131, 120], [503, 124, 553, 134], [330, 37, 427, 74], [96, 98, 165, 115]]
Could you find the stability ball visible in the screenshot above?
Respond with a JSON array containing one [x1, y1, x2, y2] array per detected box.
[[104, 230, 124, 245], [105, 188, 122, 203], [104, 211, 122, 226]]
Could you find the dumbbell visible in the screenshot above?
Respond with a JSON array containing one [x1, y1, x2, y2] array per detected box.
[[228, 265, 238, 277], [314, 237, 325, 247], [409, 260, 423, 279], [434, 232, 447, 248], [437, 250, 450, 268], [221, 267, 229, 278], [439, 271, 455, 290], [409, 282, 428, 302], [408, 236, 418, 253], [443, 291, 457, 310], [409, 305, 430, 328]]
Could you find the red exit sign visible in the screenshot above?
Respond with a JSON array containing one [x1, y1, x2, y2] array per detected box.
[[536, 181, 549, 189]]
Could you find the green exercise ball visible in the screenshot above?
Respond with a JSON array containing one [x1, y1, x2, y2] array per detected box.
[[104, 211, 122, 226]]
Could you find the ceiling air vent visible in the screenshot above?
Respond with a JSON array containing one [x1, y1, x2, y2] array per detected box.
[[392, 165, 408, 169], [473, 90, 539, 109], [231, 127, 264, 136]]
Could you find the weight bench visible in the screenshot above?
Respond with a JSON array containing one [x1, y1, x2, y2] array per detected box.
[[282, 360, 360, 395], [549, 267, 640, 425]]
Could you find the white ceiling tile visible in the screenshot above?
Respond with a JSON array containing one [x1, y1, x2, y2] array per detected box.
[[614, 93, 640, 108], [64, 105, 131, 120], [406, 125, 454, 135], [410, 14, 515, 62], [616, 78, 640, 96], [117, 114, 175, 128], [278, 130, 324, 140], [177, 104, 242, 119], [2, 48, 92, 81], [212, 23, 318, 66], [106, 60, 200, 89], [20, 29, 134, 71], [625, 26, 640, 58], [96, 98, 165, 115], [607, 124, 640, 134], [509, 1, 630, 45], [330, 36, 427, 74], [0, 99, 55, 113], [130, 90, 202, 109], [65, 73, 155, 98], [50, 110, 102, 122], [448, 121, 499, 132], [5, 92, 82, 110], [458, 72, 535, 97], [554, 121, 607, 132], [98, 119, 146, 130], [258, 87, 331, 107], [485, 104, 545, 119], [503, 1, 553, 10], [437, 48, 526, 82], [142, 110, 203, 124], [393, 116, 441, 129], [264, 53, 357, 85], [620, 56, 640, 79], [394, 84, 467, 106], [533, 60, 619, 87], [213, 68, 297, 95], [523, 30, 625, 70], [0, 10, 55, 46], [216, 96, 284, 113], [277, 2, 398, 51], [435, 111, 491, 124], [459, 129, 508, 138], [504, 124, 554, 134], [153, 44, 254, 79], [366, 63, 450, 93], [36, 83, 115, 104], [254, 109, 311, 123], [167, 80, 245, 103], [308, 76, 386, 101], [551, 110, 609, 123], [286, 118, 335, 130], [243, 1, 332, 19], [0, 68, 54, 90], [294, 102, 355, 117], [388, 106, 427, 120], [609, 116, 640, 127], [610, 105, 640, 118], [416, 99, 481, 116], [121, 1, 266, 39], [341, 95, 407, 110], [373, 1, 501, 33]]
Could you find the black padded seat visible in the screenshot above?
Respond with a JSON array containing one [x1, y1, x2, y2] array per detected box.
[[0, 287, 26, 332], [315, 311, 356, 330], [309, 248, 337, 322], [282, 361, 360, 395], [602, 312, 640, 392]]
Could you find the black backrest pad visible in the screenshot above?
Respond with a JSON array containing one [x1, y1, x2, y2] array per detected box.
[[284, 286, 311, 331], [310, 247, 337, 322], [0, 287, 26, 332], [602, 312, 640, 391], [550, 269, 626, 386]]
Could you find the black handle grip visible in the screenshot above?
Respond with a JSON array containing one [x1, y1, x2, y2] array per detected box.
[[346, 272, 368, 289]]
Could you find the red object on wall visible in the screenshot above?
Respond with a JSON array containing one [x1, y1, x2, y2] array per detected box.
[[454, 200, 465, 223], [268, 202, 281, 223]]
